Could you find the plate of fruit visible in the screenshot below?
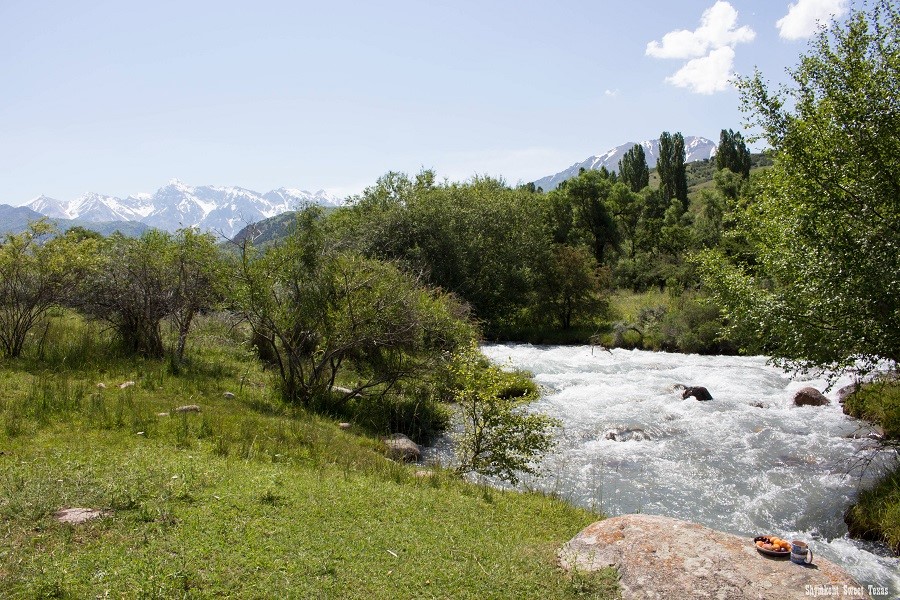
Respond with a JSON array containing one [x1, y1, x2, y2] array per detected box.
[[754, 536, 791, 556]]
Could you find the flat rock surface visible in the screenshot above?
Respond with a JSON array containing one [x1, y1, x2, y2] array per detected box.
[[54, 507, 109, 525], [559, 514, 869, 599]]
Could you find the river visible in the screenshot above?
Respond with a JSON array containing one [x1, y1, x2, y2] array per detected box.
[[427, 344, 900, 595]]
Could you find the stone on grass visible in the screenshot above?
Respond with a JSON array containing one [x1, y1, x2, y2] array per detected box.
[[174, 405, 201, 414], [383, 433, 421, 462], [54, 508, 109, 525], [96, 382, 107, 390], [559, 514, 868, 599], [794, 387, 829, 407], [118, 381, 135, 389], [223, 392, 235, 399], [339, 422, 352, 430]]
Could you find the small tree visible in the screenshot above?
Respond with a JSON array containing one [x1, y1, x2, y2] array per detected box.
[[536, 244, 607, 330], [170, 228, 225, 365], [232, 207, 476, 408], [0, 221, 96, 358], [452, 343, 557, 484], [81, 231, 178, 357]]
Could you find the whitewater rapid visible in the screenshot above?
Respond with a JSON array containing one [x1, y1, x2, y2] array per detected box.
[[429, 344, 900, 595]]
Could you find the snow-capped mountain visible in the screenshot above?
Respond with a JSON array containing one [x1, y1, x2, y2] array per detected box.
[[27, 195, 70, 220], [532, 136, 717, 191], [25, 180, 343, 238]]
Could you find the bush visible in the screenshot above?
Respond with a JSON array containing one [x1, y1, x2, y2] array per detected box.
[[451, 343, 557, 484]]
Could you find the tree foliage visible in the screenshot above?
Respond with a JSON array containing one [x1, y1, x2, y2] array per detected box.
[[0, 221, 98, 358], [618, 144, 650, 193], [233, 207, 476, 408], [80, 228, 223, 359], [716, 129, 751, 178], [451, 343, 558, 484], [657, 131, 688, 209], [536, 244, 608, 330], [697, 1, 900, 376]]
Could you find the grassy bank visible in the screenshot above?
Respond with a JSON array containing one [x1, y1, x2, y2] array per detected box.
[[0, 315, 618, 598], [843, 381, 900, 553]]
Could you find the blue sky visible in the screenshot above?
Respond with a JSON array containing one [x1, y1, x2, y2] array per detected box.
[[1, 0, 849, 204]]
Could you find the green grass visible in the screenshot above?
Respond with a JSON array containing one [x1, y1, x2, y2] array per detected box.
[[0, 314, 618, 598], [843, 381, 900, 552]]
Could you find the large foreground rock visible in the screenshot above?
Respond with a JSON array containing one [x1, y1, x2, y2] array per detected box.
[[558, 514, 868, 599]]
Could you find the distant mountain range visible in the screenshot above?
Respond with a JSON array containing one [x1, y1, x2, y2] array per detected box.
[[3, 139, 719, 239], [6, 180, 343, 238], [532, 136, 717, 191]]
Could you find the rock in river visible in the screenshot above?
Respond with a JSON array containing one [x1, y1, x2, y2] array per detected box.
[[793, 387, 829, 407]]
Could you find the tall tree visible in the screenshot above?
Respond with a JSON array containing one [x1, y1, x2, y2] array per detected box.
[[696, 1, 900, 377], [618, 144, 650, 193], [657, 132, 675, 203], [657, 131, 688, 211], [716, 129, 751, 178], [673, 132, 688, 210]]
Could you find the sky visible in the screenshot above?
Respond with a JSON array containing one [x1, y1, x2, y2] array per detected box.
[[0, 0, 851, 204]]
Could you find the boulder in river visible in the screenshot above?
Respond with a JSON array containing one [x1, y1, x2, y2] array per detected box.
[[682, 386, 713, 401], [559, 514, 869, 599], [793, 387, 829, 407]]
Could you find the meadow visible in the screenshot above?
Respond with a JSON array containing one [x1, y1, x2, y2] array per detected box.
[[0, 313, 619, 599]]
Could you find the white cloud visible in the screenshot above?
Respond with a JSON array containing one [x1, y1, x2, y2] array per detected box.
[[646, 1, 755, 94], [776, 0, 848, 40], [646, 1, 755, 59], [666, 47, 736, 94], [604, 89, 620, 97]]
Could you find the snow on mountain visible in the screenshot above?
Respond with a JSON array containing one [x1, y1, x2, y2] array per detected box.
[[26, 195, 70, 219], [532, 136, 717, 191], [263, 188, 344, 209], [22, 181, 345, 238]]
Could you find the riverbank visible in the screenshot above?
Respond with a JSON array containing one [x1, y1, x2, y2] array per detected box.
[[0, 321, 616, 598], [490, 290, 737, 356], [843, 381, 900, 553]]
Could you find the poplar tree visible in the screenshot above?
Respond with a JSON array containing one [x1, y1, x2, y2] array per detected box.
[[716, 129, 751, 178], [618, 144, 650, 193]]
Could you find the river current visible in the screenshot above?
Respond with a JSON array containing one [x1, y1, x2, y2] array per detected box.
[[427, 344, 900, 595]]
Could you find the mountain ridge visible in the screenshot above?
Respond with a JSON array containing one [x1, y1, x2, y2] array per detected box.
[[20, 181, 343, 238], [532, 136, 717, 191]]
